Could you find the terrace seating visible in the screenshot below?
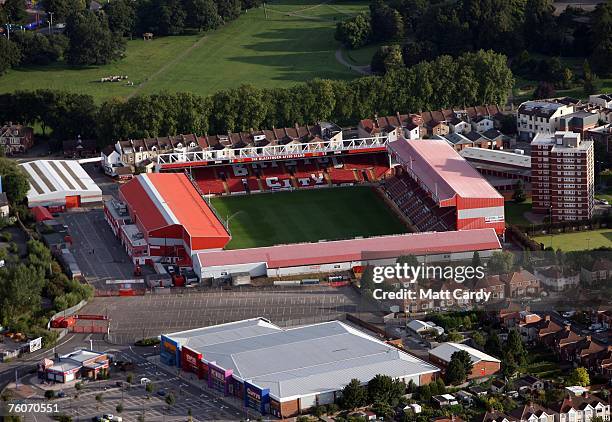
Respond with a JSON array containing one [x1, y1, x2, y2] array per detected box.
[[381, 174, 456, 232], [328, 168, 358, 184], [192, 167, 226, 194]]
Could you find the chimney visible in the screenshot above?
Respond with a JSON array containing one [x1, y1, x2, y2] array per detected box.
[[565, 325, 571, 331], [545, 315, 551, 321], [586, 335, 591, 342]]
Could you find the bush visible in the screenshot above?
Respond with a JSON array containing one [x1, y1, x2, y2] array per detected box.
[[44, 390, 55, 399], [75, 382, 82, 391], [135, 337, 160, 347], [116, 403, 124, 413]]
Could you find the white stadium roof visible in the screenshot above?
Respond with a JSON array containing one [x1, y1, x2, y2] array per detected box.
[[20, 160, 102, 207], [165, 319, 439, 401], [429, 342, 501, 364]]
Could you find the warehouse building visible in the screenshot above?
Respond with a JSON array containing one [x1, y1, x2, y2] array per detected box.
[[105, 173, 230, 265], [20, 160, 102, 210], [193, 228, 502, 281], [161, 318, 440, 418], [428, 342, 500, 380]]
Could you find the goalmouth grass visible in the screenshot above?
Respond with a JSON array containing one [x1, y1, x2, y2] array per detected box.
[[210, 186, 409, 250]]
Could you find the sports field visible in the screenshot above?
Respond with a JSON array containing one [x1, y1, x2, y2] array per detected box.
[[0, 0, 367, 101], [532, 229, 612, 251], [210, 186, 409, 249]]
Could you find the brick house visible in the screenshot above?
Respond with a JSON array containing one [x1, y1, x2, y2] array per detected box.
[[581, 258, 612, 283], [428, 342, 500, 380], [550, 393, 610, 422], [473, 275, 506, 302], [501, 270, 541, 298], [0, 123, 34, 155]]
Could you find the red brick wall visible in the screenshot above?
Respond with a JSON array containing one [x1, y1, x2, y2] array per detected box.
[[280, 399, 300, 418], [419, 372, 437, 385]]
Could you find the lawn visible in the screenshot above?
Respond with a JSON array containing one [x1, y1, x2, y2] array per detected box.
[[0, 0, 367, 102], [505, 198, 533, 227], [512, 54, 612, 103], [532, 229, 612, 251], [210, 186, 408, 249]]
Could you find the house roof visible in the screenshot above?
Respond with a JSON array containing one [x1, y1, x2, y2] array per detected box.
[[196, 228, 501, 269], [509, 403, 553, 420], [387, 138, 503, 202], [165, 320, 439, 400], [550, 394, 608, 413], [429, 342, 501, 364], [119, 173, 229, 245]]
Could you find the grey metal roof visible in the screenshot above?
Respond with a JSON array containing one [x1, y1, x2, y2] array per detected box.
[[166, 320, 439, 400]]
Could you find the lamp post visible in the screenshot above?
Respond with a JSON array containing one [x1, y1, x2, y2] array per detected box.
[[47, 12, 54, 34]]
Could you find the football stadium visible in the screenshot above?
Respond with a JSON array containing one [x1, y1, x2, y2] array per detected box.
[[104, 128, 505, 282]]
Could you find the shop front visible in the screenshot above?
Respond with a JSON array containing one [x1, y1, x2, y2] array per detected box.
[[207, 363, 233, 395], [181, 346, 207, 379], [160, 335, 180, 366], [244, 382, 270, 415]]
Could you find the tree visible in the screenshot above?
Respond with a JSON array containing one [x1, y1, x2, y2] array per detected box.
[[11, 32, 66, 66], [340, 379, 367, 410], [334, 13, 371, 49], [145, 382, 153, 393], [567, 367, 590, 387], [40, 0, 86, 21], [367, 374, 405, 406], [488, 251, 514, 274], [65, 10, 125, 66], [165, 393, 176, 406], [104, 0, 136, 37], [3, 0, 27, 23], [502, 351, 518, 378], [417, 384, 431, 401], [116, 403, 124, 413], [533, 81, 555, 100], [512, 179, 526, 203], [445, 357, 467, 385], [0, 158, 30, 203], [471, 251, 482, 278], [472, 331, 486, 347], [402, 40, 439, 67], [0, 36, 21, 75], [184, 0, 221, 31], [590, 39, 612, 78], [369, 0, 404, 42], [214, 0, 241, 22], [371, 45, 403, 75]]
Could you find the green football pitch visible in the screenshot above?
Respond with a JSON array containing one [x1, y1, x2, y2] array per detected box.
[[210, 186, 409, 249]]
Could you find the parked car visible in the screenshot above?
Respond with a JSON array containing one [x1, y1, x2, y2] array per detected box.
[[157, 389, 167, 396], [140, 377, 151, 385]]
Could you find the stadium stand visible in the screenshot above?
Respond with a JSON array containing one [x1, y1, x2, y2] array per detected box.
[[192, 167, 226, 195], [382, 172, 453, 232]]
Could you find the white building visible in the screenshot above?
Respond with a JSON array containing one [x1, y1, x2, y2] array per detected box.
[[535, 266, 580, 292], [19, 160, 102, 209], [588, 93, 612, 109], [471, 116, 494, 133], [407, 320, 444, 337], [517, 101, 574, 141]]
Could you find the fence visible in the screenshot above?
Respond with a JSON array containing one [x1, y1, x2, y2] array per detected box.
[[71, 325, 107, 334], [47, 300, 88, 329]]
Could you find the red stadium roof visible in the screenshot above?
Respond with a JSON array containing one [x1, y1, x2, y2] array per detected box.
[[196, 229, 501, 269], [387, 138, 503, 202], [119, 173, 229, 245]]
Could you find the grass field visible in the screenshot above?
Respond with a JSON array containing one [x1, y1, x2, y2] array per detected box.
[[210, 186, 408, 249], [0, 0, 367, 101], [532, 229, 612, 251]]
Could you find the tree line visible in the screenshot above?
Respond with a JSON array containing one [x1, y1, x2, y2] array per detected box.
[[0, 49, 514, 144], [335, 0, 611, 79], [0, 0, 264, 73]]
